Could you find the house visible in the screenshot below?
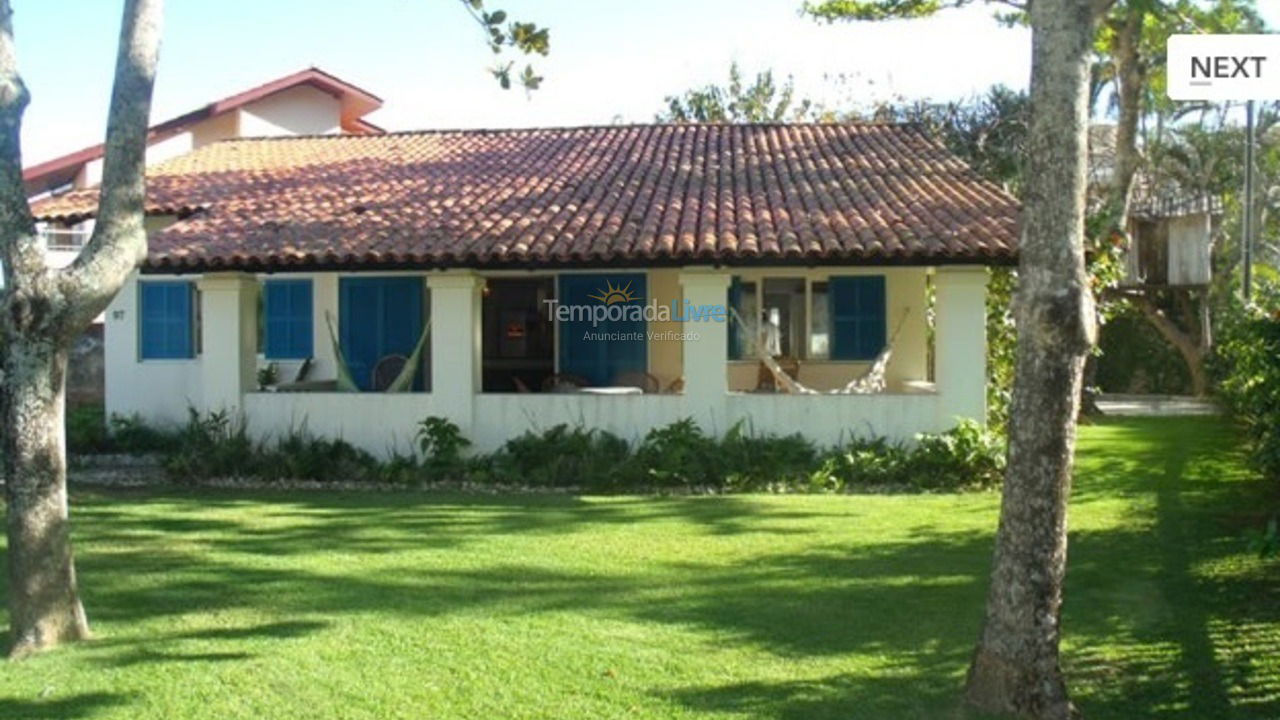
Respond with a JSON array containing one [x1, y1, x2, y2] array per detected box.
[[32, 123, 1018, 453], [20, 67, 383, 406], [24, 66, 384, 270]]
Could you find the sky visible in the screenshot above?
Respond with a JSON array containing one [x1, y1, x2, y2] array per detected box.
[[13, 0, 1280, 166]]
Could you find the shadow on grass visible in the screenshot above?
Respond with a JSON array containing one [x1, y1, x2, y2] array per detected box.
[[0, 417, 1271, 719], [0, 692, 130, 719], [666, 667, 976, 720]]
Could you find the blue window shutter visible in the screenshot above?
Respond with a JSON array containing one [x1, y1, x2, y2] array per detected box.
[[264, 279, 313, 359], [829, 276, 886, 361], [338, 277, 425, 391], [139, 281, 194, 359]]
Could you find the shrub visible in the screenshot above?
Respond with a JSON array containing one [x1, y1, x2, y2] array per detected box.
[[1204, 278, 1280, 553], [164, 409, 258, 481], [630, 418, 718, 487], [814, 437, 915, 489], [1214, 277, 1280, 459], [415, 416, 471, 480], [480, 424, 632, 489], [67, 405, 112, 454], [72, 408, 1005, 494], [909, 419, 1006, 490], [256, 426, 380, 483], [108, 413, 182, 455], [716, 421, 819, 490], [64, 406, 180, 456], [814, 420, 1005, 492]]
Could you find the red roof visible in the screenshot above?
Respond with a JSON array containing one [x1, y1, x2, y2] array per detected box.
[[31, 124, 1020, 271], [23, 67, 382, 194]]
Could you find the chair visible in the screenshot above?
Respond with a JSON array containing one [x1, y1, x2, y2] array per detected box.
[[613, 371, 660, 394], [541, 373, 589, 393], [756, 356, 800, 392], [371, 354, 409, 391]]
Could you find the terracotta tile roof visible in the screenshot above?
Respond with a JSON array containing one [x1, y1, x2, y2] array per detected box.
[[24, 67, 383, 196], [32, 124, 1019, 271]]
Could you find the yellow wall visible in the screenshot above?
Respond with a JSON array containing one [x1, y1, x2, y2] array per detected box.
[[646, 268, 683, 390], [723, 267, 930, 392]]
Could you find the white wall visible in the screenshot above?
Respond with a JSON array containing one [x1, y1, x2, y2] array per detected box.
[[238, 85, 343, 137], [243, 390, 945, 456], [104, 272, 203, 427]]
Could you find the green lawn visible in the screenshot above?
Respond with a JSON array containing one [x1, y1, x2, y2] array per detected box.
[[0, 417, 1276, 719]]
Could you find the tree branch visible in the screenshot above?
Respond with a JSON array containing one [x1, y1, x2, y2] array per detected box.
[[0, 0, 39, 293], [60, 0, 163, 327], [1125, 290, 1209, 395]]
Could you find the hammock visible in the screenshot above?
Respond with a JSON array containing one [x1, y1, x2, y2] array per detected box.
[[325, 312, 432, 393], [728, 306, 909, 395]]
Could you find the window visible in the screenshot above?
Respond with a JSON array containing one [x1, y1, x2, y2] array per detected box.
[[728, 277, 806, 359], [810, 282, 830, 359], [728, 274, 886, 361], [139, 281, 196, 360], [828, 276, 886, 360], [263, 279, 313, 359]]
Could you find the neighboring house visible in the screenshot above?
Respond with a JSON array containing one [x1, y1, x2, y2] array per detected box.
[[24, 66, 384, 271], [32, 123, 1018, 453], [19, 67, 383, 406]]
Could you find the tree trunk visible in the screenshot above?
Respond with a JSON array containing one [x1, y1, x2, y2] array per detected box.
[[1, 331, 90, 658], [964, 0, 1098, 717], [1110, 7, 1144, 224], [0, 0, 163, 657]]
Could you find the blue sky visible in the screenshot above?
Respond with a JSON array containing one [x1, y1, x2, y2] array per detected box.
[[13, 0, 1280, 165]]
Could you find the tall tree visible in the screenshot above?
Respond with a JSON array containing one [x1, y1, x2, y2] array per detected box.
[[805, 0, 1108, 715], [1089, 0, 1264, 398], [1, 0, 163, 659], [964, 0, 1104, 713], [0, 0, 547, 658], [810, 1, 1263, 399]]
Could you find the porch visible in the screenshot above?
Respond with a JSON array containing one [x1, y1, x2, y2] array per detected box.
[[106, 266, 988, 453]]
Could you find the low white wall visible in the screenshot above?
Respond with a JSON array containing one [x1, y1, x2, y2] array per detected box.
[[472, 394, 685, 450], [244, 392, 438, 456], [724, 393, 943, 447], [242, 389, 944, 456]]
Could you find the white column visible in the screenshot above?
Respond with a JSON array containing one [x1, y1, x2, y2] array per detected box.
[[427, 272, 482, 431], [311, 273, 339, 380], [197, 273, 258, 415], [933, 267, 988, 425], [678, 269, 731, 431]]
